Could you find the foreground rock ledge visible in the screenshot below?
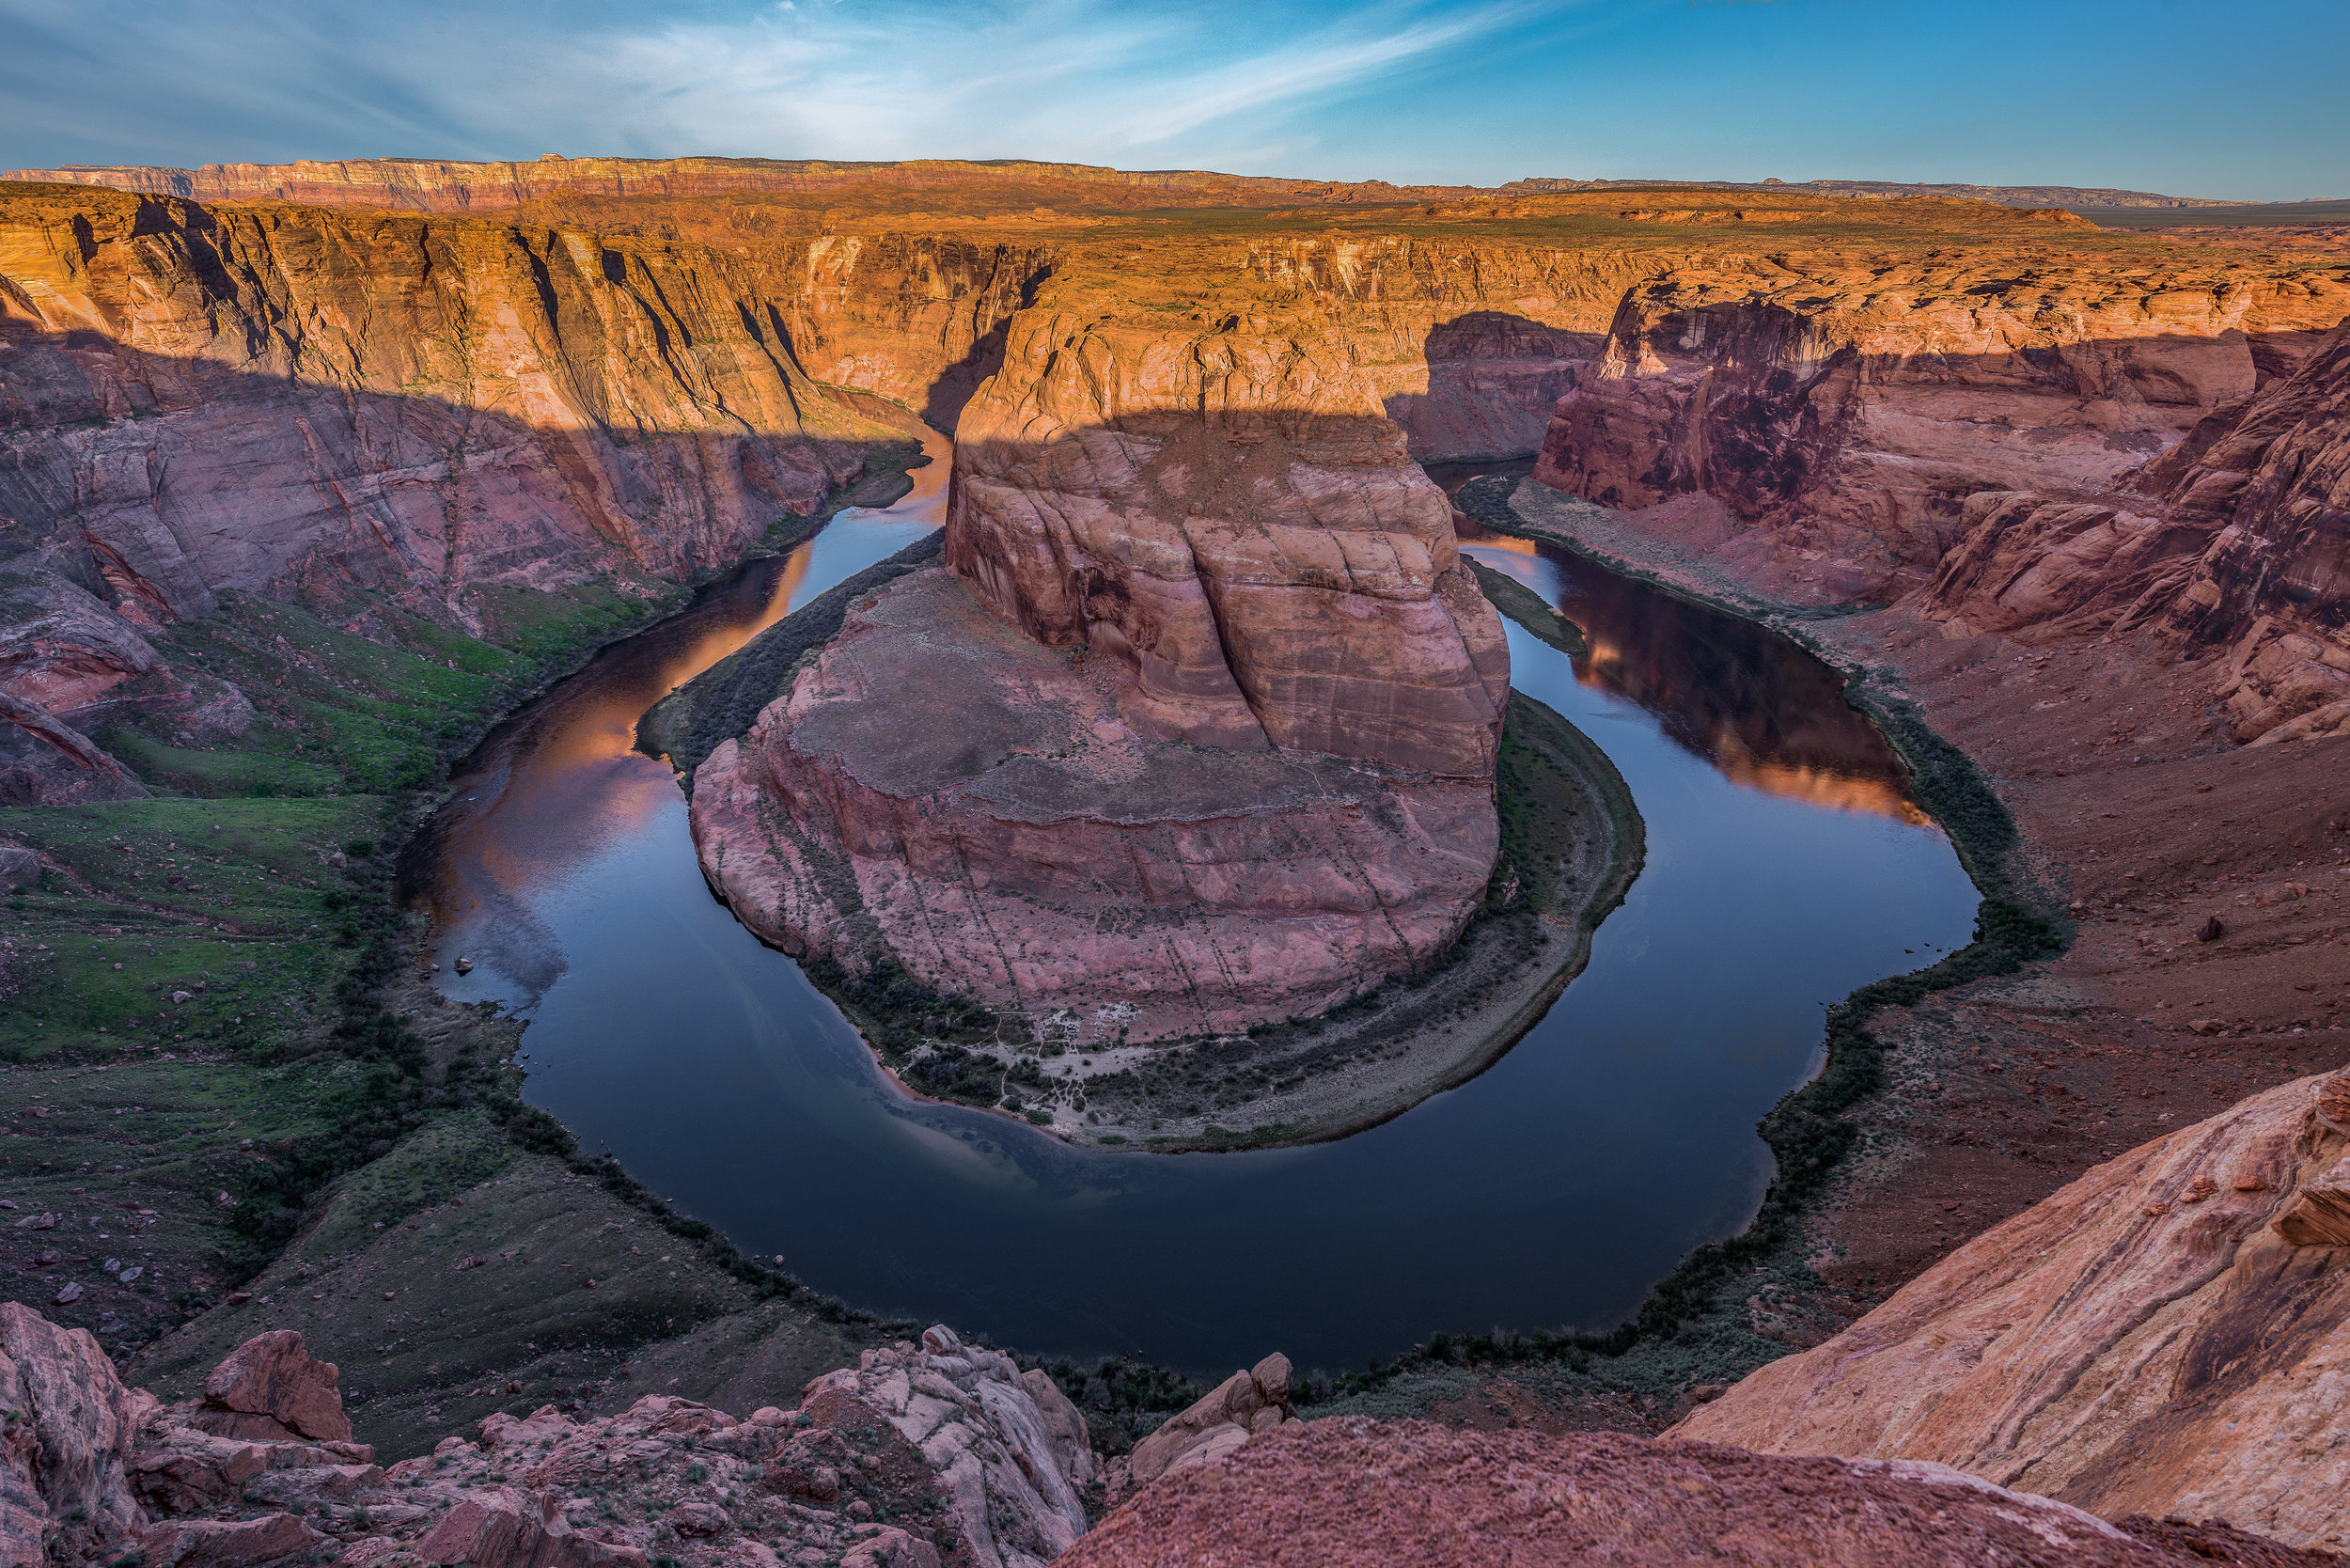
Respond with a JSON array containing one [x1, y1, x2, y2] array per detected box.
[[1677, 1069, 2350, 1552], [1064, 1419, 2339, 1568], [0, 1309, 1096, 1568]]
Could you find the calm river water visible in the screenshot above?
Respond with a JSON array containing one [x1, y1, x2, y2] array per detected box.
[[403, 442, 1979, 1377]]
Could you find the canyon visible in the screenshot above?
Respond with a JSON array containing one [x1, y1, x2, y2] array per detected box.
[[2, 155, 2350, 1563], [4, 1301, 2345, 1567]]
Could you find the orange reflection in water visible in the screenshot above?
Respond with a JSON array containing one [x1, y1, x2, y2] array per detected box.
[[406, 423, 951, 994], [1710, 739, 1932, 825], [1462, 525, 1930, 826]]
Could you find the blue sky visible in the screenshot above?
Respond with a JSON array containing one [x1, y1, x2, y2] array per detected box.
[[3, 0, 2343, 199]]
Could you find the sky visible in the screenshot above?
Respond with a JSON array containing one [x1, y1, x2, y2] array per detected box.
[[2, 0, 2344, 201]]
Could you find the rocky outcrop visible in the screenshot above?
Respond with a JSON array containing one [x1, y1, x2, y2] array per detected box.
[[0, 1312, 1089, 1568], [1921, 315, 2350, 744], [693, 568, 1498, 1040], [1674, 1069, 2350, 1551], [1066, 1419, 2334, 1568], [0, 184, 899, 624], [802, 1325, 1091, 1568], [0, 182, 1057, 801], [0, 1302, 152, 1566], [1534, 256, 2350, 605], [1124, 1354, 1293, 1486], [945, 274, 1512, 775], [689, 253, 1523, 1040]]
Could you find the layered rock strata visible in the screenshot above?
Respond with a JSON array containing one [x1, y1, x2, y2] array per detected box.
[[1535, 257, 2350, 606], [690, 261, 1523, 1039], [0, 1309, 1092, 1568], [0, 182, 1051, 801], [694, 568, 1499, 1040], [1675, 1069, 2350, 1551], [1920, 314, 2350, 744]]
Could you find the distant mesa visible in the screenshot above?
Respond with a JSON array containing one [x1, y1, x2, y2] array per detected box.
[[1, 153, 2242, 213]]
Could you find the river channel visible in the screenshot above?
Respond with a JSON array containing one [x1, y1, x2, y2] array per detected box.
[[401, 438, 1981, 1377]]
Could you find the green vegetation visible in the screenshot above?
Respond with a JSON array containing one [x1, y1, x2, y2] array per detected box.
[[1466, 558, 1588, 659], [0, 447, 935, 1428]]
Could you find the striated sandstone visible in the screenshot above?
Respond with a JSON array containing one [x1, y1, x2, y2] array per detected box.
[[1674, 1070, 2350, 1550], [693, 568, 1497, 1040], [945, 266, 1512, 776], [1921, 315, 2350, 742], [1066, 1419, 2321, 1568], [1535, 256, 2350, 604], [0, 184, 897, 625]]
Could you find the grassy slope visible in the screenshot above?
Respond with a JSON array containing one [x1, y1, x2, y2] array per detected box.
[[1, 486, 921, 1450]]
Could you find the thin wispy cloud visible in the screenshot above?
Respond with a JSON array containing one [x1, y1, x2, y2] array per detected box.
[[0, 0, 1533, 175], [3, 0, 2340, 196]]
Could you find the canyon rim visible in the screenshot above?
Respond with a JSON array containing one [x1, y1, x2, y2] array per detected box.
[[4, 15, 2350, 1560]]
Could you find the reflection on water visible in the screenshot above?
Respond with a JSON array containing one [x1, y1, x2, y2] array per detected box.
[[1458, 518, 1926, 824], [401, 431, 950, 1006], [401, 446, 1980, 1377]]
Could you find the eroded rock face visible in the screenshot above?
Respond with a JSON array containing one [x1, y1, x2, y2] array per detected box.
[[1922, 315, 2350, 745], [1535, 258, 2350, 605], [0, 185, 897, 623], [1067, 1419, 2282, 1568], [1674, 1070, 2350, 1551], [693, 568, 1497, 1040], [947, 284, 1511, 776], [691, 249, 1529, 1040]]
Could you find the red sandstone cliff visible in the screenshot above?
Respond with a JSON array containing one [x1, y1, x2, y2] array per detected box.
[[1921, 315, 2350, 743], [0, 183, 1057, 799], [694, 259, 1517, 1038], [1534, 256, 2350, 604]]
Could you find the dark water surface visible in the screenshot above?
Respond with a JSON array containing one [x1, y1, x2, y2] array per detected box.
[[406, 449, 1979, 1376]]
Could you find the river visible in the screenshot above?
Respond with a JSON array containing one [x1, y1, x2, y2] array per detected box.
[[401, 437, 1980, 1377]]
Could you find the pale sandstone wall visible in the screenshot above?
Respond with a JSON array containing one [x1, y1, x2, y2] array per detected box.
[[1676, 1069, 2350, 1549]]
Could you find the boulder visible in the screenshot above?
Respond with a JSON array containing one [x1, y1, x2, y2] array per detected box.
[[840, 1527, 945, 1568], [199, 1329, 352, 1442], [414, 1489, 649, 1567], [1128, 1352, 1294, 1487], [139, 1513, 327, 1567]]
